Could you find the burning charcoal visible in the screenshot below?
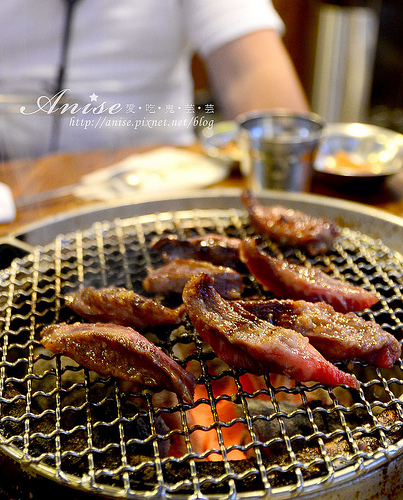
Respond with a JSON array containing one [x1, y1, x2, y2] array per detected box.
[[30, 348, 172, 458], [238, 400, 313, 449], [236, 398, 366, 456]]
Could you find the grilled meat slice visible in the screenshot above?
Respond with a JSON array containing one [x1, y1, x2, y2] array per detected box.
[[239, 238, 379, 312], [143, 258, 244, 299], [182, 274, 359, 389], [64, 286, 185, 330], [236, 299, 401, 368], [241, 189, 340, 255], [152, 233, 241, 268], [41, 322, 196, 405]]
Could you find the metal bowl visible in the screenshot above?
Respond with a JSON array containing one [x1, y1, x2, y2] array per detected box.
[[236, 110, 325, 191], [314, 123, 403, 183]]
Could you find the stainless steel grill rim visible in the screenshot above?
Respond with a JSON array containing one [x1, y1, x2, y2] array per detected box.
[[0, 199, 403, 499]]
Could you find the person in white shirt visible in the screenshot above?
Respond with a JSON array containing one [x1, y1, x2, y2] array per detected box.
[[0, 0, 309, 160]]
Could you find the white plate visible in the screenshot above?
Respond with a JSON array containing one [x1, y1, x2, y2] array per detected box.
[[74, 147, 229, 202]]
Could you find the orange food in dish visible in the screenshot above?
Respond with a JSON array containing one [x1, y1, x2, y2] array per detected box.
[[325, 151, 373, 173]]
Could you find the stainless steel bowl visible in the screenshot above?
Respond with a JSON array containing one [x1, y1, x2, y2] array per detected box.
[[314, 123, 403, 183], [237, 110, 325, 192]]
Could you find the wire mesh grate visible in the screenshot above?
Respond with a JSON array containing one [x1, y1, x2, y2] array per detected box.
[[0, 207, 403, 498]]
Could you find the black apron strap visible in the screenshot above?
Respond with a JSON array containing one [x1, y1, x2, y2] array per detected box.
[[49, 0, 82, 153]]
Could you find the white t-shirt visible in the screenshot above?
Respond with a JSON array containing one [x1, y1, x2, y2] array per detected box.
[[0, 0, 283, 159]]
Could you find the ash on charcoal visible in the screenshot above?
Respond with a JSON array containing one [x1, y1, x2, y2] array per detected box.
[[236, 398, 374, 455], [0, 383, 29, 443], [0, 366, 171, 471]]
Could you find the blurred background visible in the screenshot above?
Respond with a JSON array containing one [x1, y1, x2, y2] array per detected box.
[[193, 0, 403, 132]]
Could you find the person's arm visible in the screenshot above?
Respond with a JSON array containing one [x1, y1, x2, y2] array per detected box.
[[204, 28, 310, 118]]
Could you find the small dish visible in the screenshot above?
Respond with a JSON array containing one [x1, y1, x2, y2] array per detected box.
[[200, 121, 242, 165], [314, 122, 403, 184]]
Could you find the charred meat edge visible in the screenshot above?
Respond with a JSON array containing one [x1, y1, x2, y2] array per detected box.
[[239, 237, 379, 313], [235, 298, 401, 368], [182, 273, 359, 389], [151, 233, 241, 268], [41, 322, 196, 405], [143, 257, 244, 299], [64, 286, 186, 330], [241, 189, 340, 255]]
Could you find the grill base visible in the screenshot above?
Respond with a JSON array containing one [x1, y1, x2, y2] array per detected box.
[[0, 448, 403, 500], [1, 191, 403, 499]]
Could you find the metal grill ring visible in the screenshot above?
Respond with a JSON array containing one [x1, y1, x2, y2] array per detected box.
[[0, 197, 403, 499]]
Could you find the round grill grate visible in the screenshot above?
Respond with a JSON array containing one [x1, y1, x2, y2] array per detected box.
[[0, 205, 403, 499]]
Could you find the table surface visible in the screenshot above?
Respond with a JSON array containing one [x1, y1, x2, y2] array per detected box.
[[2, 144, 403, 238]]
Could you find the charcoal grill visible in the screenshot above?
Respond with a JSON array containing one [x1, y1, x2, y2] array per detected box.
[[1, 189, 403, 500]]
